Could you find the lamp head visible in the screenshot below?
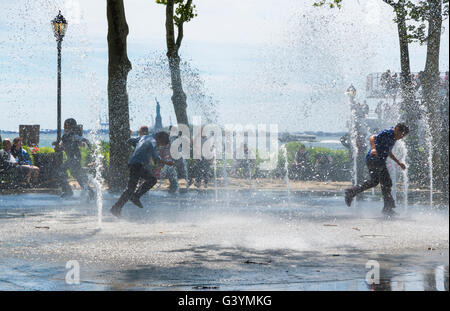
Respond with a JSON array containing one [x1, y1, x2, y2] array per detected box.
[[52, 11, 67, 41]]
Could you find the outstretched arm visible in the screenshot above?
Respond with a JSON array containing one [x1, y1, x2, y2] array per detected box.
[[151, 144, 175, 166], [389, 152, 406, 170], [369, 135, 378, 157]]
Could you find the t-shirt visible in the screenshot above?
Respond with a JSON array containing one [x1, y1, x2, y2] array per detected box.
[[128, 135, 161, 166], [366, 128, 396, 162], [12, 148, 31, 165]]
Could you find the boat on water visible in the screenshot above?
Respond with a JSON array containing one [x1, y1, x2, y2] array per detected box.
[[278, 132, 316, 143]]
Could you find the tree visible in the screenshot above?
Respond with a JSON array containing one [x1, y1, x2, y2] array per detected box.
[[156, 0, 197, 126], [315, 0, 420, 180], [107, 0, 132, 192], [395, 0, 449, 201], [384, 0, 422, 183], [314, 0, 449, 202], [414, 0, 449, 202]]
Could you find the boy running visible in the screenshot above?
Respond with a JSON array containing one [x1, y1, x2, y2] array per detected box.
[[344, 123, 409, 216], [110, 131, 174, 217]]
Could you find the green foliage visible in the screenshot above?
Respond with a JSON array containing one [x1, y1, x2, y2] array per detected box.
[[80, 146, 91, 167], [284, 142, 350, 167], [273, 142, 352, 180], [404, 0, 449, 44], [313, 0, 449, 44], [156, 0, 197, 26], [313, 0, 342, 9], [36, 147, 55, 154], [99, 141, 110, 165]]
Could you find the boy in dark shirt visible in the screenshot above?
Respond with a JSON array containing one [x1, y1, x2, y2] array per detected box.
[[53, 118, 94, 199], [344, 123, 409, 216]]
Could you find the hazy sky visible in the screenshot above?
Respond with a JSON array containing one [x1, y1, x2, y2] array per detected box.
[[0, 0, 449, 132]]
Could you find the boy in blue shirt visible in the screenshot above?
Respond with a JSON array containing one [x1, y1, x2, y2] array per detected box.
[[345, 123, 409, 216], [11, 137, 32, 165], [11, 137, 40, 185], [110, 131, 175, 217]]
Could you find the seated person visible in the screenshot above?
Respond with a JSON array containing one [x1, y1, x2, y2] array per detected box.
[[1, 139, 17, 176], [11, 137, 39, 184], [0, 139, 38, 185]]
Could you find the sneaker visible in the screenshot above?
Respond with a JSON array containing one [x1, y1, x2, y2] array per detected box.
[[344, 189, 353, 207], [110, 204, 122, 217], [382, 207, 397, 217], [130, 195, 144, 208]]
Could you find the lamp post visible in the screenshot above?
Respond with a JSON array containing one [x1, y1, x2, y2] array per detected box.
[[51, 11, 67, 143]]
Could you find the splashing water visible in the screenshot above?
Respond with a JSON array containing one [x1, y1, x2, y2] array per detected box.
[[91, 134, 104, 229], [87, 83, 105, 228], [281, 144, 290, 196], [396, 139, 409, 211], [183, 158, 190, 190], [247, 150, 253, 190], [222, 159, 229, 188], [128, 53, 218, 126], [423, 112, 434, 208], [213, 145, 218, 201], [348, 93, 358, 208]]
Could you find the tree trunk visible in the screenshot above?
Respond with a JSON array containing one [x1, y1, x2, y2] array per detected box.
[[422, 0, 446, 202], [168, 56, 188, 126], [107, 0, 132, 192], [442, 85, 449, 203], [381, 0, 421, 182], [165, 0, 189, 126], [395, 5, 421, 183]]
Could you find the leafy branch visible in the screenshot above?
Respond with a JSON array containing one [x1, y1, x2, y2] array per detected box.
[[313, 0, 449, 44]]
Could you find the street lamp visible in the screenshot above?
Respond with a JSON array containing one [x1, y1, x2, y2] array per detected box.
[[51, 11, 67, 143]]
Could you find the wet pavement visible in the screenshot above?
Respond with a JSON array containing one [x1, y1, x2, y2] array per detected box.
[[0, 190, 448, 291]]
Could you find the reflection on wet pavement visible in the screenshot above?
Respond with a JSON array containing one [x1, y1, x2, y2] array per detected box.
[[0, 190, 448, 291]]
